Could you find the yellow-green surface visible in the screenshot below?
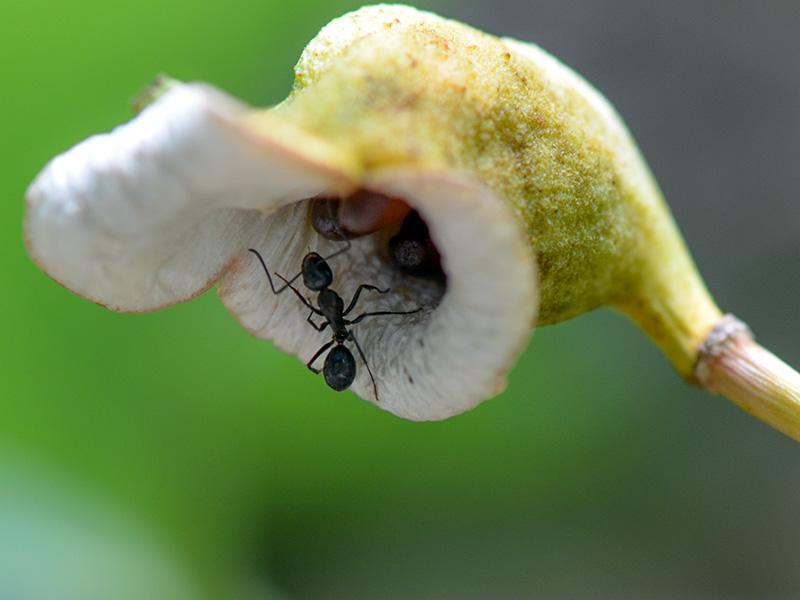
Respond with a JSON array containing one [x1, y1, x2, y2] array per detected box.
[[4, 2, 800, 599]]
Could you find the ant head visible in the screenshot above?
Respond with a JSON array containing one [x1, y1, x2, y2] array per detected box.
[[302, 252, 333, 291]]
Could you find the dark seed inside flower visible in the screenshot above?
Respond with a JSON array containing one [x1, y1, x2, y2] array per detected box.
[[310, 191, 412, 240], [309, 194, 445, 285], [308, 196, 348, 240], [388, 211, 445, 282]]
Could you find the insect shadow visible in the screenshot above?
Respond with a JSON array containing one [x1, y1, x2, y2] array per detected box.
[[249, 203, 422, 400]]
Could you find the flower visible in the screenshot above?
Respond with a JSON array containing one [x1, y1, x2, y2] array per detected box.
[[25, 5, 800, 435]]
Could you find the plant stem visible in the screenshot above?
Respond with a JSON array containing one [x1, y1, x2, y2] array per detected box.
[[694, 315, 800, 442]]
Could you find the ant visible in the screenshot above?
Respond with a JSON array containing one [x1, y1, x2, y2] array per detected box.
[[249, 199, 422, 400]]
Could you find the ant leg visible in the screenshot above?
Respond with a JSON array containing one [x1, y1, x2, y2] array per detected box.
[[348, 331, 380, 401], [274, 273, 323, 316], [307, 340, 334, 374], [307, 311, 329, 332], [248, 248, 280, 294], [322, 236, 352, 263], [343, 284, 389, 316], [248, 248, 301, 294], [249, 248, 309, 293], [348, 307, 423, 325]]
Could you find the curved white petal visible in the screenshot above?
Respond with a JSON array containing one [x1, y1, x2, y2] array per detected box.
[[219, 171, 537, 421], [25, 83, 350, 312]]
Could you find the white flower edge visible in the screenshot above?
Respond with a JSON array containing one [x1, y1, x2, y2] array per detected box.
[[25, 81, 537, 421], [24, 83, 351, 312]]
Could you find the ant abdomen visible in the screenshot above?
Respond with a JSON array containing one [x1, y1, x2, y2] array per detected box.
[[323, 345, 357, 391]]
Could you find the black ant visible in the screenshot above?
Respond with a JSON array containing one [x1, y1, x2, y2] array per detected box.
[[249, 200, 422, 400]]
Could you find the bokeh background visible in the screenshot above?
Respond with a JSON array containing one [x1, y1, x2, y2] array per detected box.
[[3, 1, 800, 598]]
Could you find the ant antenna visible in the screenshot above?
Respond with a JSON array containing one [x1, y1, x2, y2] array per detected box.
[[249, 197, 352, 294]]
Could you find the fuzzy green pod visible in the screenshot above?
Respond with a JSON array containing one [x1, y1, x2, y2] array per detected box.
[[263, 5, 722, 372]]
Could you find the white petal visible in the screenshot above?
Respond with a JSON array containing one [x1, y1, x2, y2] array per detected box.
[[219, 171, 537, 421], [25, 83, 350, 312], [372, 171, 537, 419]]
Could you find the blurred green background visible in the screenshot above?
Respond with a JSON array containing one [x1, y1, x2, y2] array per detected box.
[[3, 1, 800, 598]]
